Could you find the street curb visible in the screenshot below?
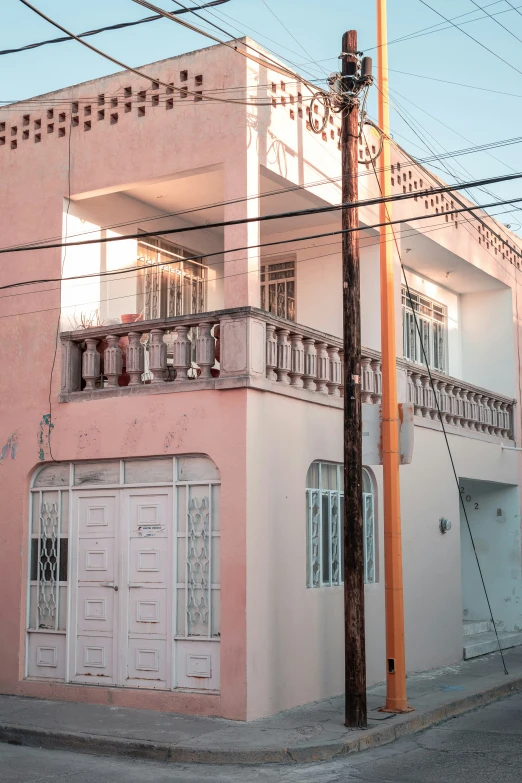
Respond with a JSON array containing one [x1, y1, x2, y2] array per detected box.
[[1, 677, 522, 765]]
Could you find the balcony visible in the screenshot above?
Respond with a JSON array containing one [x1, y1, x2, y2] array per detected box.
[[60, 308, 515, 442]]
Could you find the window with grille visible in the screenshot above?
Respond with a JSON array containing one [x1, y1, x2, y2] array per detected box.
[[28, 489, 69, 631], [260, 257, 296, 321], [306, 462, 376, 587], [137, 235, 207, 319], [402, 286, 447, 372]]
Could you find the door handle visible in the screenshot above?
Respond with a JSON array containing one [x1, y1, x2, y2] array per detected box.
[[100, 582, 118, 591]]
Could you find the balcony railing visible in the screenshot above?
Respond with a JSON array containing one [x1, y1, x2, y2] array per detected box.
[[60, 307, 515, 441]]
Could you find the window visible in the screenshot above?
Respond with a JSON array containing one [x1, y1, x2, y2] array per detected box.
[[260, 257, 296, 321], [137, 235, 207, 319], [306, 462, 376, 587], [29, 489, 69, 631], [402, 286, 447, 372]]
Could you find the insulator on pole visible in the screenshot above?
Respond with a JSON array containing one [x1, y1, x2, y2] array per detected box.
[[361, 57, 373, 79]]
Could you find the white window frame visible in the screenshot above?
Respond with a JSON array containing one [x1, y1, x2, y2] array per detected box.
[[306, 462, 376, 587], [260, 255, 296, 321], [402, 286, 447, 373]]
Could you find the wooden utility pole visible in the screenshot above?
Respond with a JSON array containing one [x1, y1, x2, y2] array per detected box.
[[341, 29, 367, 729], [376, 0, 410, 713]]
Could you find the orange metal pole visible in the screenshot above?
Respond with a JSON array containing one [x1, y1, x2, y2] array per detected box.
[[376, 0, 410, 713]]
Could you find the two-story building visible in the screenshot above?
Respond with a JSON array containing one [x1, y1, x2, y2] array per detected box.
[[1, 38, 521, 721]]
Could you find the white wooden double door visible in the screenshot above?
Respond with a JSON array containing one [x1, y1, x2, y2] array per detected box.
[[70, 487, 174, 688]]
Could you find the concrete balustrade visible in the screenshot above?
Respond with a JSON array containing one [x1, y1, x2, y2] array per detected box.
[[60, 308, 515, 441]]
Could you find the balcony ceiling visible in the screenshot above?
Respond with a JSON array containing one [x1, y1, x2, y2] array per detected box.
[[122, 168, 225, 228], [400, 225, 508, 294]]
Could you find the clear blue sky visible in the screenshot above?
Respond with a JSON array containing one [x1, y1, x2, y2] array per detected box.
[[2, 1, 522, 232]]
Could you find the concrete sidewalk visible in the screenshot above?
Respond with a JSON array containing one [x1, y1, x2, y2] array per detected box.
[[1, 647, 522, 765]]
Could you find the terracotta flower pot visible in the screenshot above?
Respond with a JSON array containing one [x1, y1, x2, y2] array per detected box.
[[121, 314, 140, 324]]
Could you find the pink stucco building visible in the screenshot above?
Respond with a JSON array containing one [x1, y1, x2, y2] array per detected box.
[[1, 39, 522, 721]]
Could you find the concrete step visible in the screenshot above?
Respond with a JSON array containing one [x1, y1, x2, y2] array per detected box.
[[463, 630, 522, 660], [463, 620, 493, 637]]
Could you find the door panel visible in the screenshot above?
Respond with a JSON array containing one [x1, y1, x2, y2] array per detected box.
[[128, 587, 168, 634], [78, 538, 116, 582], [123, 489, 172, 689], [78, 495, 117, 536], [72, 491, 119, 685], [126, 638, 167, 686], [77, 586, 115, 633], [76, 636, 115, 679]]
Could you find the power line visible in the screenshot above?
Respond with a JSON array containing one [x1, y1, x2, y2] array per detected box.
[[4, 193, 522, 293], [1, 132, 520, 255], [374, 78, 522, 255], [2, 171, 522, 259], [17, 0, 281, 106], [385, 88, 522, 259], [131, 0, 318, 91], [0, 2, 230, 57], [468, 0, 522, 45], [417, 0, 522, 78], [387, 86, 522, 215], [4, 207, 516, 315], [386, 67, 522, 100], [164, 0, 326, 83], [259, 0, 329, 77], [505, 0, 522, 18]]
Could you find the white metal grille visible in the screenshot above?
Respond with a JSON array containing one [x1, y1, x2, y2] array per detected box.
[[29, 490, 68, 631], [260, 257, 296, 321], [177, 483, 220, 639], [402, 286, 447, 372], [138, 236, 207, 320], [306, 463, 376, 587]]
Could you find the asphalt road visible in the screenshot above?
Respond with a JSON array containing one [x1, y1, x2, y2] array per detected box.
[[1, 691, 521, 783]]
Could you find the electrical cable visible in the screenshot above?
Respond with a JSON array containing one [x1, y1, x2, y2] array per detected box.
[[417, 0, 522, 78], [197, 2, 328, 82], [2, 171, 522, 259], [46, 105, 74, 463], [258, 0, 330, 78], [386, 67, 522, 100], [131, 0, 322, 93], [17, 0, 279, 106], [0, 2, 230, 56], [386, 89, 518, 217], [375, 81, 522, 264], [164, 0, 326, 83], [505, 0, 522, 18], [3, 207, 508, 318], [4, 192, 522, 293], [0, 127, 520, 257], [468, 0, 522, 45], [0, 214, 493, 305], [363, 125, 510, 675], [1, 130, 522, 256]]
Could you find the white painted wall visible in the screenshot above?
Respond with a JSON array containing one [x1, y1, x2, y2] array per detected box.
[[460, 479, 522, 632], [245, 390, 385, 720], [360, 239, 381, 351], [294, 241, 342, 337], [460, 289, 516, 397], [245, 391, 521, 719]]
